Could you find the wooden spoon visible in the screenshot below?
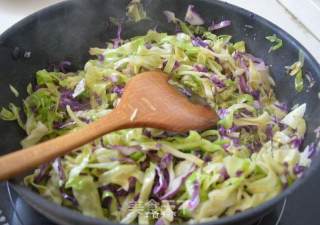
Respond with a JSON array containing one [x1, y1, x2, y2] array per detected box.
[[0, 71, 218, 181]]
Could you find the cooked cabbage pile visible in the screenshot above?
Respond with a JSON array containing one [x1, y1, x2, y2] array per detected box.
[[1, 5, 315, 225]]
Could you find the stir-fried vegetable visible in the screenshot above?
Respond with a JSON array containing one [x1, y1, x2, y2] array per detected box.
[[1, 5, 313, 225], [9, 84, 19, 97], [265, 34, 283, 52], [286, 50, 305, 92], [126, 0, 147, 22]]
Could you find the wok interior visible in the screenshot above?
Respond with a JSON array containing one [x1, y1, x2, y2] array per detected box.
[[0, 0, 320, 224]]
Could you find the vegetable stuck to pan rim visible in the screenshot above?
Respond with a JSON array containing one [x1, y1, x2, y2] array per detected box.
[[1, 2, 317, 225]]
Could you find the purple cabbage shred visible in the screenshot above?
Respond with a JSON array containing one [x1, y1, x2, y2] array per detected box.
[[101, 181, 135, 197], [128, 177, 137, 193], [203, 154, 212, 162], [232, 138, 240, 146], [235, 170, 243, 177], [162, 60, 180, 71], [194, 64, 208, 72], [220, 167, 229, 181], [308, 143, 317, 159], [159, 165, 195, 200], [34, 163, 50, 183], [253, 100, 261, 109], [145, 43, 153, 49], [217, 109, 228, 119], [160, 154, 173, 169], [111, 85, 124, 96], [155, 218, 166, 225], [266, 124, 273, 141], [247, 140, 262, 153], [61, 190, 78, 206], [314, 126, 320, 136], [210, 75, 225, 88], [53, 157, 66, 181], [112, 22, 122, 48], [209, 20, 231, 31], [239, 75, 250, 93], [293, 164, 305, 175], [140, 160, 150, 171], [188, 180, 200, 211], [233, 52, 248, 70], [97, 54, 105, 62], [274, 102, 288, 112], [251, 90, 260, 100], [59, 89, 90, 111], [173, 60, 181, 70], [244, 53, 265, 65], [291, 138, 303, 149], [192, 37, 208, 48], [180, 87, 192, 98], [153, 166, 168, 197], [219, 126, 238, 137], [142, 129, 152, 138], [147, 150, 162, 163]]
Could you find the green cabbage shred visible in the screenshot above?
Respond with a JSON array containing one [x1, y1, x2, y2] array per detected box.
[[265, 34, 283, 52], [287, 50, 305, 92]]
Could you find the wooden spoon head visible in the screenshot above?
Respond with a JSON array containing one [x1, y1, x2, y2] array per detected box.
[[116, 71, 218, 132]]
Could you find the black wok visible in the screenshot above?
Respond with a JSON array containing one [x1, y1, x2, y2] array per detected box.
[[0, 0, 320, 225]]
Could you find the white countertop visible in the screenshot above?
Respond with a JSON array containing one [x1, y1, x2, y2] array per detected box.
[[224, 0, 320, 61], [0, 0, 319, 61]]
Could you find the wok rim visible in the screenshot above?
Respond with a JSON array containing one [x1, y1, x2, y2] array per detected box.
[[1, 0, 319, 224]]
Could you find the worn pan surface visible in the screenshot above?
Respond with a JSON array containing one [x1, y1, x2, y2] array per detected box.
[[0, 0, 320, 225]]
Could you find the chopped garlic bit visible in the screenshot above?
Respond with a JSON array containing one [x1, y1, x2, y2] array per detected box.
[[72, 79, 86, 98], [130, 108, 138, 121], [9, 85, 19, 97]]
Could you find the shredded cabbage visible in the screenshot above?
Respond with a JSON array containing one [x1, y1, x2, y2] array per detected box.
[[126, 0, 147, 23], [265, 34, 283, 52], [1, 6, 313, 225], [286, 50, 305, 92]]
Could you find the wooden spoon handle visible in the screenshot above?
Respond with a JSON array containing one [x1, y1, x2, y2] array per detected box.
[[0, 110, 129, 181]]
